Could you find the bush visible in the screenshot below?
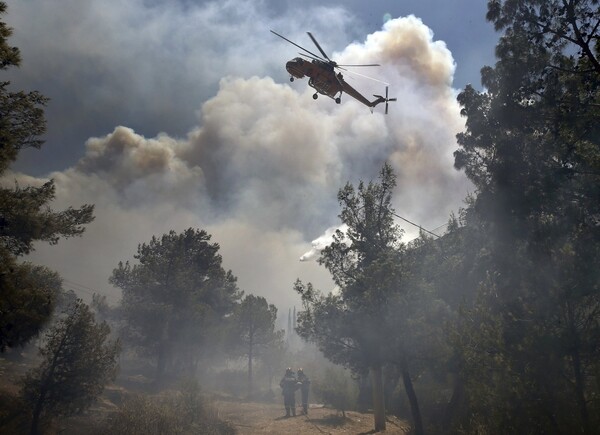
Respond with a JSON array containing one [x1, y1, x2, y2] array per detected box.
[[206, 368, 247, 398], [20, 299, 120, 435], [313, 366, 358, 417], [102, 381, 235, 435]]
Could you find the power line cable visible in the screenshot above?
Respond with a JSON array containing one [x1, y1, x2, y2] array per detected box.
[[390, 211, 443, 239], [62, 278, 100, 297]]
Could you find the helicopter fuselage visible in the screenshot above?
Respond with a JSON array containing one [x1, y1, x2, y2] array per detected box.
[[286, 57, 343, 101], [271, 29, 393, 111]]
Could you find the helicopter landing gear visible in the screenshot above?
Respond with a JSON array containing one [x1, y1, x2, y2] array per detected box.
[[289, 77, 294, 82], [335, 97, 341, 104], [313, 93, 318, 100]]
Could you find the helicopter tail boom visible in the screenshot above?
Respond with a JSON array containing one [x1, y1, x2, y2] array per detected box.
[[371, 86, 397, 114]]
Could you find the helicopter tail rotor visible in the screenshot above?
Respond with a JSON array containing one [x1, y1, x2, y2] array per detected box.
[[373, 86, 397, 114]]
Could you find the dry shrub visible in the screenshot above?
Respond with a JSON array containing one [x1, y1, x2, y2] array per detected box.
[[313, 367, 358, 418], [102, 381, 235, 434]]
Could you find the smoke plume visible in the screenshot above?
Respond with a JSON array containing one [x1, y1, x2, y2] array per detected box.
[[11, 14, 471, 310]]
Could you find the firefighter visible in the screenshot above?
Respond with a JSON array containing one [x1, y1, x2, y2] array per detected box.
[[279, 367, 298, 417], [296, 368, 311, 414]]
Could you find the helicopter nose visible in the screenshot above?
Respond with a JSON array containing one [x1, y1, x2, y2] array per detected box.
[[286, 60, 305, 79]]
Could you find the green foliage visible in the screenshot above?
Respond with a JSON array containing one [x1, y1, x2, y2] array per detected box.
[[228, 294, 284, 396], [110, 228, 242, 381], [0, 181, 94, 257], [296, 163, 405, 372], [0, 1, 45, 171], [296, 164, 410, 432], [0, 83, 47, 172], [104, 382, 235, 435], [230, 295, 282, 356], [0, 258, 62, 351], [259, 333, 287, 392], [295, 281, 368, 370], [0, 2, 94, 351], [313, 366, 358, 417], [450, 1, 600, 432], [20, 299, 120, 435], [0, 2, 20, 69]]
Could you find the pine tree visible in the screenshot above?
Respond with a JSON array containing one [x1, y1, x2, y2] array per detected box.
[[453, 1, 600, 432], [229, 294, 284, 397], [20, 299, 119, 435], [110, 228, 241, 382], [296, 163, 406, 432], [0, 2, 94, 350]]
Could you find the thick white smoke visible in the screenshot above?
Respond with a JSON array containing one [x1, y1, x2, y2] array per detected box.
[[13, 15, 471, 310], [299, 224, 349, 262]]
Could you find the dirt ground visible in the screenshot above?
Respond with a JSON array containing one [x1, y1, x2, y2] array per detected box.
[[215, 399, 411, 435], [1, 355, 411, 434]]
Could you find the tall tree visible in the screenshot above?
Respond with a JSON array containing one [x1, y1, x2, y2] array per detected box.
[[110, 228, 241, 382], [0, 2, 45, 171], [228, 294, 283, 397], [0, 262, 62, 351], [20, 299, 119, 435], [261, 334, 287, 393], [0, 2, 94, 350], [296, 163, 407, 432], [453, 1, 600, 432]]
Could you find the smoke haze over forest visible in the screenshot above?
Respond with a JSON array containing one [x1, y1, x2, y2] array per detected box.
[[3, 2, 600, 433], [2, 1, 492, 309]]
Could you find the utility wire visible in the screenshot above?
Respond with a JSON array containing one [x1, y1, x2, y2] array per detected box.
[[390, 211, 443, 239], [62, 278, 100, 297]]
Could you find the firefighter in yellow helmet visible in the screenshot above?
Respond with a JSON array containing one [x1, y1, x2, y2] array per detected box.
[[279, 368, 298, 417], [296, 368, 311, 414]]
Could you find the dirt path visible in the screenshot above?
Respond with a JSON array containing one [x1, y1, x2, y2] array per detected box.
[[2, 356, 410, 434], [214, 400, 410, 435]]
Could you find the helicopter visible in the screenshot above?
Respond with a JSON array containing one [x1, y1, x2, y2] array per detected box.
[[270, 30, 396, 113]]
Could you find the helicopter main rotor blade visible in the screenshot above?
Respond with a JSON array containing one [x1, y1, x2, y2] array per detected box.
[[307, 32, 332, 62], [338, 67, 390, 85], [270, 30, 326, 62], [298, 52, 323, 62], [337, 63, 381, 67], [300, 53, 379, 68]]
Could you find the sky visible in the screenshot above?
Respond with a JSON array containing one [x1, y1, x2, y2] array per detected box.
[[4, 0, 499, 311]]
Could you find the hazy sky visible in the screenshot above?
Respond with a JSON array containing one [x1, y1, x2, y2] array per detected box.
[[4, 0, 498, 310]]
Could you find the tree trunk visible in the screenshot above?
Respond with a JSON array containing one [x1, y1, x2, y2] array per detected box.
[[156, 317, 172, 384], [401, 359, 424, 435], [29, 326, 69, 435], [570, 345, 590, 433], [444, 374, 465, 429], [566, 301, 590, 434], [156, 340, 168, 384], [370, 365, 386, 432], [248, 339, 254, 398], [29, 392, 45, 435]]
